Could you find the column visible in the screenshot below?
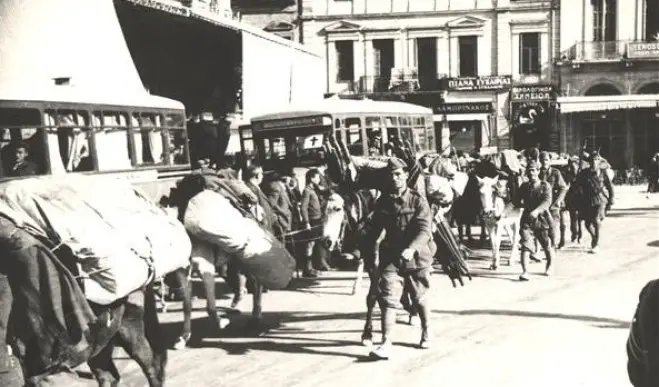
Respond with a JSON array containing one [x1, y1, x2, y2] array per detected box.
[[395, 32, 406, 68], [437, 33, 450, 76], [540, 32, 549, 81], [449, 35, 459, 76], [354, 33, 366, 83], [511, 32, 520, 80], [625, 110, 634, 168]]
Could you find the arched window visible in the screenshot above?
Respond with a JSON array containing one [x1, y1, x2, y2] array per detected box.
[[637, 83, 659, 94], [584, 84, 621, 96], [592, 0, 617, 41]]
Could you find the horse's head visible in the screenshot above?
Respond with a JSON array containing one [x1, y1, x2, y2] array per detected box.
[[321, 192, 346, 252], [476, 175, 507, 218]]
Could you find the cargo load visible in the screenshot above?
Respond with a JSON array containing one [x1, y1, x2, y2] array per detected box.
[[183, 189, 295, 290], [0, 175, 191, 305]]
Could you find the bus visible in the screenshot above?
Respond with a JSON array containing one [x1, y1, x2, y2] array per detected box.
[[240, 98, 434, 184], [0, 86, 191, 202]]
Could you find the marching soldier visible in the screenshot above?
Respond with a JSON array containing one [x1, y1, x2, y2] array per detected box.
[[539, 151, 568, 249], [359, 158, 436, 359]]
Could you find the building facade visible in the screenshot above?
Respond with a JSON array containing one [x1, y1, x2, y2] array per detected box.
[[233, 0, 300, 41], [556, 0, 659, 170], [298, 0, 559, 154]]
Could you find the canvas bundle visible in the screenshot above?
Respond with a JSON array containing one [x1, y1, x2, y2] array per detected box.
[[0, 175, 191, 305], [183, 189, 295, 289]]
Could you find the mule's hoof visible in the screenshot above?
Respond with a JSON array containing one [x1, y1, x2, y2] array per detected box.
[[489, 264, 498, 271], [173, 336, 189, 350], [361, 338, 374, 347]]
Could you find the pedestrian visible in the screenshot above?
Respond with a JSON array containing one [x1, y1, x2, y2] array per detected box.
[[517, 160, 555, 281], [359, 158, 436, 359], [539, 151, 568, 249], [646, 153, 659, 197], [573, 152, 614, 254], [301, 168, 331, 273]]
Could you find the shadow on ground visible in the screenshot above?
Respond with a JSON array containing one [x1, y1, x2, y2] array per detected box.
[[431, 309, 630, 329]]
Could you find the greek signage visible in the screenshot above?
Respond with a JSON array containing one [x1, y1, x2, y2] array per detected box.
[[446, 76, 512, 91], [511, 101, 548, 124], [433, 102, 493, 114], [511, 85, 555, 101], [627, 42, 659, 59]]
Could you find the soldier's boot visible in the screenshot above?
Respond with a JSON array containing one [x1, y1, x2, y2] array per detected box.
[[302, 257, 318, 278]]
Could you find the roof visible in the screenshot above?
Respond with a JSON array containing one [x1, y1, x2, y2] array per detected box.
[[250, 98, 433, 122], [121, 0, 319, 57], [0, 84, 185, 110]]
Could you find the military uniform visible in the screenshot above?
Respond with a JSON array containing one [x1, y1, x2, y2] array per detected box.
[[518, 179, 553, 253], [365, 188, 436, 308], [539, 165, 568, 246]]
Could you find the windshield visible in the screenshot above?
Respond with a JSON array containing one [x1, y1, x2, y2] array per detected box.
[[257, 132, 328, 169]]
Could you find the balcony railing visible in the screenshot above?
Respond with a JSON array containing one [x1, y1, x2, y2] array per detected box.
[[356, 74, 448, 94], [561, 40, 659, 62]]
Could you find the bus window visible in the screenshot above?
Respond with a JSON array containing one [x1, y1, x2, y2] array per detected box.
[[346, 128, 364, 156], [365, 116, 382, 128], [0, 108, 46, 177], [132, 114, 165, 166], [345, 117, 364, 156], [92, 112, 131, 171], [366, 128, 384, 156], [46, 111, 94, 173], [164, 114, 188, 166], [262, 137, 287, 161], [385, 116, 397, 128]]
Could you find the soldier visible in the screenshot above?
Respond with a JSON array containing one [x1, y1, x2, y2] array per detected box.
[[518, 160, 555, 280], [539, 151, 568, 249], [573, 152, 614, 254], [360, 158, 436, 359]]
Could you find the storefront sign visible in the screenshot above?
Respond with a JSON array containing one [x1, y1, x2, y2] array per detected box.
[[511, 85, 555, 101], [511, 101, 548, 124], [627, 42, 659, 59], [446, 76, 512, 91], [433, 102, 493, 114]]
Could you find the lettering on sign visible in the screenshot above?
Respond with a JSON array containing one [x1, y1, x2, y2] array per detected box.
[[627, 42, 659, 59], [446, 76, 512, 91], [512, 101, 548, 124], [511, 85, 555, 101], [253, 116, 326, 131], [433, 102, 493, 114]]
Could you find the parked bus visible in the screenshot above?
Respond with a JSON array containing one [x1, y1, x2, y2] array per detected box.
[[240, 99, 434, 179], [0, 86, 190, 202]]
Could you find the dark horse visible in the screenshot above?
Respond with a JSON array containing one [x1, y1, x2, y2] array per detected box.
[[0, 215, 166, 387], [627, 278, 659, 387]]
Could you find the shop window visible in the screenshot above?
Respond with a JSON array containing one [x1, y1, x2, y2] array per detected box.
[[449, 121, 481, 154], [459, 36, 478, 77], [520, 33, 540, 75], [336, 41, 354, 82]]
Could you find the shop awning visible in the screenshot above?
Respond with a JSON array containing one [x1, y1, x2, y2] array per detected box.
[[557, 94, 659, 113]]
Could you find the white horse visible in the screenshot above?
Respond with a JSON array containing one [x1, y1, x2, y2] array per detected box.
[[476, 176, 523, 270]]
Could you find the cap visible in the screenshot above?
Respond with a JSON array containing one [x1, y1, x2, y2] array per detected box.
[[386, 157, 408, 171], [539, 151, 550, 159], [526, 159, 540, 170]]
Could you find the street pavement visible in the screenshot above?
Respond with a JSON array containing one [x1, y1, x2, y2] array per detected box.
[[91, 186, 657, 386]]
